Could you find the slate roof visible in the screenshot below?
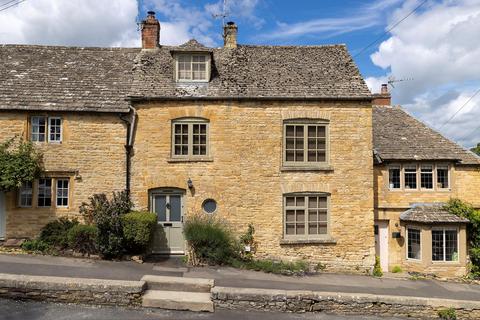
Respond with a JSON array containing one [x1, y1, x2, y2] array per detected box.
[[373, 105, 480, 165], [129, 43, 372, 100], [0, 45, 139, 113], [400, 203, 469, 224]]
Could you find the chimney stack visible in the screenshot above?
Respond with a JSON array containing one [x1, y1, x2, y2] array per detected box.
[[372, 84, 391, 106], [223, 21, 238, 48], [141, 11, 160, 49]]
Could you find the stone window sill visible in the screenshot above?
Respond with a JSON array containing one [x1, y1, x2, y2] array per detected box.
[[280, 166, 334, 172], [167, 157, 213, 163], [280, 238, 337, 245]]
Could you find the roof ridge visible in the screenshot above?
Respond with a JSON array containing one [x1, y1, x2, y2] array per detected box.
[[1, 44, 140, 51]]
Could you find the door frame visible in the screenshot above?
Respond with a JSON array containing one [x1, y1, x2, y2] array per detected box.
[[375, 221, 389, 272], [149, 188, 186, 255], [0, 192, 5, 239]]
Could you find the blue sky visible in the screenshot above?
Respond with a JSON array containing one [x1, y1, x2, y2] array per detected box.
[[1, 0, 480, 149]]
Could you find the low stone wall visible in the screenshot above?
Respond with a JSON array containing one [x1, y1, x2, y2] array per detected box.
[[212, 286, 480, 319], [0, 273, 145, 306]]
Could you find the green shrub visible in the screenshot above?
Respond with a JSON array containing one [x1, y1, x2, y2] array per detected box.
[[392, 265, 403, 273], [79, 191, 132, 259], [438, 308, 457, 320], [21, 239, 51, 253], [373, 256, 383, 277], [67, 224, 98, 255], [184, 214, 238, 265], [122, 211, 157, 254], [231, 258, 309, 275], [39, 217, 79, 248]]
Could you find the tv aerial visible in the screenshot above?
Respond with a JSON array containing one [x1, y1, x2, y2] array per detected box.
[[387, 75, 414, 88], [212, 0, 230, 27]]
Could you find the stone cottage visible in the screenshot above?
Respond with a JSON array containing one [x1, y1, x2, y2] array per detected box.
[[0, 11, 479, 276]]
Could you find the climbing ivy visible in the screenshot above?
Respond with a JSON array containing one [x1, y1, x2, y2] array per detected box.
[[0, 137, 43, 192], [445, 198, 480, 278]]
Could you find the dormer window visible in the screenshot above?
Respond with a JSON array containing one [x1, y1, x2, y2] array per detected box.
[[175, 54, 210, 82]]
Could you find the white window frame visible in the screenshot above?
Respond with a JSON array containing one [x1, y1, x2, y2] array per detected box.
[[48, 117, 63, 143], [56, 178, 69, 208], [283, 192, 330, 240], [175, 53, 211, 82], [388, 165, 401, 190], [171, 118, 210, 158], [18, 181, 33, 208], [283, 120, 330, 167], [406, 227, 422, 261], [431, 227, 459, 263], [31, 116, 47, 142]]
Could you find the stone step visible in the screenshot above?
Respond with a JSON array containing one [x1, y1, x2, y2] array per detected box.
[[142, 290, 214, 312], [141, 275, 214, 292]]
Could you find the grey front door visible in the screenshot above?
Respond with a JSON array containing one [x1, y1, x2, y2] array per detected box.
[[151, 192, 185, 254], [0, 192, 5, 239]]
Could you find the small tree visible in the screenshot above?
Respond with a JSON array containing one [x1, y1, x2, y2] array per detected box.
[[470, 143, 480, 156], [79, 191, 132, 259], [0, 137, 42, 192]]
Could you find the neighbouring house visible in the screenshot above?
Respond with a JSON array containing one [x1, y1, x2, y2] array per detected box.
[[0, 11, 479, 277]]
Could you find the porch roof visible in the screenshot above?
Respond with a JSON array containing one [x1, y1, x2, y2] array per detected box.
[[400, 203, 469, 224]]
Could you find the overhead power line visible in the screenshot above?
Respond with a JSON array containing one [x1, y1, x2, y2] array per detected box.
[[0, 0, 27, 13], [438, 87, 480, 130], [353, 0, 428, 59]]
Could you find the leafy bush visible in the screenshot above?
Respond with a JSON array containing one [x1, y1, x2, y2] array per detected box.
[[21, 239, 51, 253], [230, 258, 309, 275], [445, 199, 480, 278], [122, 211, 157, 254], [39, 217, 79, 248], [67, 224, 98, 255], [392, 265, 403, 273], [184, 214, 239, 265], [239, 224, 257, 260], [0, 136, 42, 192], [79, 191, 132, 259], [373, 255, 383, 277], [438, 308, 457, 320]]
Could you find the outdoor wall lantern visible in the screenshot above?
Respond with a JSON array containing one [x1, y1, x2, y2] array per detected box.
[[187, 178, 193, 189]]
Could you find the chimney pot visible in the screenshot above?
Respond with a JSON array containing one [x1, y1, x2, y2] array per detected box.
[[141, 10, 160, 49], [373, 84, 391, 106], [223, 21, 238, 49]]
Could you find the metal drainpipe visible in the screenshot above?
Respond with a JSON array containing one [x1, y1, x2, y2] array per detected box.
[[121, 104, 137, 195]]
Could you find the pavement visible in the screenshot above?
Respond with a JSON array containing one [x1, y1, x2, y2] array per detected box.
[[1, 253, 480, 302], [0, 299, 410, 320]]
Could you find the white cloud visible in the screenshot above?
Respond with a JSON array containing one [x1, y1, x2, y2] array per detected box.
[[368, 0, 480, 147], [258, 0, 401, 41], [0, 0, 139, 47]]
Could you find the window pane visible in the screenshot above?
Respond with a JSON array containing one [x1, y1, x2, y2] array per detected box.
[[56, 179, 69, 207], [286, 197, 295, 207], [19, 181, 33, 207], [308, 210, 317, 222], [432, 230, 444, 261], [296, 210, 305, 222], [286, 125, 295, 137], [295, 197, 305, 207], [318, 197, 327, 208], [308, 223, 318, 234], [31, 116, 46, 142], [155, 196, 167, 222], [420, 165, 433, 189], [286, 224, 295, 235], [318, 212, 327, 222], [169, 195, 182, 222], [407, 228, 421, 259], [286, 210, 295, 222], [318, 225, 327, 234], [308, 197, 317, 208], [445, 230, 458, 261], [404, 166, 417, 189], [49, 118, 62, 142], [38, 178, 52, 207], [296, 224, 305, 235], [437, 166, 449, 189], [389, 167, 401, 189]]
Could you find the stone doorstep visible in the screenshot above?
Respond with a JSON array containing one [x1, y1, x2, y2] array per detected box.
[[141, 275, 214, 293], [142, 290, 214, 312], [212, 286, 480, 310], [2, 239, 25, 248]]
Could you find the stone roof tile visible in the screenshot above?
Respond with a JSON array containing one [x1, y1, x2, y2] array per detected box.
[[400, 203, 469, 224], [373, 105, 480, 165]]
